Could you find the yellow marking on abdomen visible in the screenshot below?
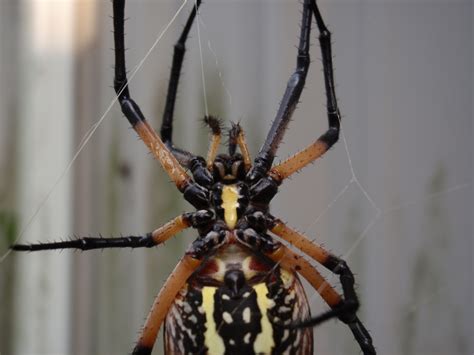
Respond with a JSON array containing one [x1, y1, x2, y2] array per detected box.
[[253, 283, 275, 353], [221, 184, 239, 229], [202, 286, 225, 354]]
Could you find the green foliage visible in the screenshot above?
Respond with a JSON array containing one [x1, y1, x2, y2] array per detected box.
[[0, 210, 18, 248], [399, 164, 467, 354]]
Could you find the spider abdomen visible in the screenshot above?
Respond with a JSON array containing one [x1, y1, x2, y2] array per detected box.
[[164, 243, 313, 355]]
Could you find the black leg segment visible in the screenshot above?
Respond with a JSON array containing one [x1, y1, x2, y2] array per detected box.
[[11, 212, 207, 252], [160, 0, 202, 166], [292, 255, 376, 355], [113, 0, 147, 127], [249, 0, 312, 181], [249, 0, 341, 182], [11, 234, 157, 251], [310, 0, 340, 148]]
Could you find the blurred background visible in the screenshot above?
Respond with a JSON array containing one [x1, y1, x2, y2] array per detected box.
[[0, 0, 472, 354]]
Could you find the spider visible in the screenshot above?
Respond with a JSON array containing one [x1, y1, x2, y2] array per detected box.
[[13, 0, 376, 354]]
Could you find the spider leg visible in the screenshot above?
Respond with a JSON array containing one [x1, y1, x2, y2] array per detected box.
[[133, 229, 226, 354], [160, 0, 202, 166], [269, 219, 376, 354], [204, 115, 222, 168], [228, 122, 252, 170], [113, 0, 191, 192], [269, 0, 340, 183], [151, 0, 216, 190], [265, 243, 341, 308], [11, 213, 202, 251], [132, 254, 202, 355], [238, 221, 374, 353], [248, 0, 312, 182]]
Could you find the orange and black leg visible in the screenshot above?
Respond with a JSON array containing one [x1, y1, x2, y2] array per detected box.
[[113, 0, 213, 207], [132, 254, 202, 355], [245, 0, 315, 204], [248, 0, 339, 184], [133, 228, 227, 355], [269, 1, 340, 182], [10, 212, 215, 251], [247, 0, 312, 183], [204, 115, 222, 168], [160, 0, 203, 167], [228, 122, 252, 170], [155, 0, 216, 189], [113, 0, 192, 192], [269, 219, 375, 354]]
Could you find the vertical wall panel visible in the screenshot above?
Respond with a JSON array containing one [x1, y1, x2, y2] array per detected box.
[[12, 1, 75, 353]]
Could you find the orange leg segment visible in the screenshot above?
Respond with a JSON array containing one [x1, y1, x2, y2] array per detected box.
[[228, 123, 252, 170], [236, 128, 252, 170], [151, 215, 191, 245], [132, 255, 202, 355], [113, 0, 191, 192], [11, 214, 192, 251], [269, 139, 329, 182], [270, 218, 356, 306], [204, 116, 222, 168], [266, 244, 342, 308], [268, 241, 375, 354], [269, 217, 376, 355], [206, 134, 222, 168], [264, 242, 375, 351], [270, 218, 331, 264], [134, 121, 191, 191]]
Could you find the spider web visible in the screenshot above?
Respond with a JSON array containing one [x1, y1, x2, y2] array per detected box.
[[0, 0, 189, 263], [191, 3, 472, 354]]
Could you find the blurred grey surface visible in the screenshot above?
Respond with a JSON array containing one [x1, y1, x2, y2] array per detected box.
[[0, 0, 472, 354]]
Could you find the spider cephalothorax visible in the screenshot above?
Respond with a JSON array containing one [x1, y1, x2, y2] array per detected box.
[[212, 153, 246, 183], [12, 1, 376, 354]]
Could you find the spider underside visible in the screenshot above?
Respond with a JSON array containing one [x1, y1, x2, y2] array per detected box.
[[12, 1, 376, 354]]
